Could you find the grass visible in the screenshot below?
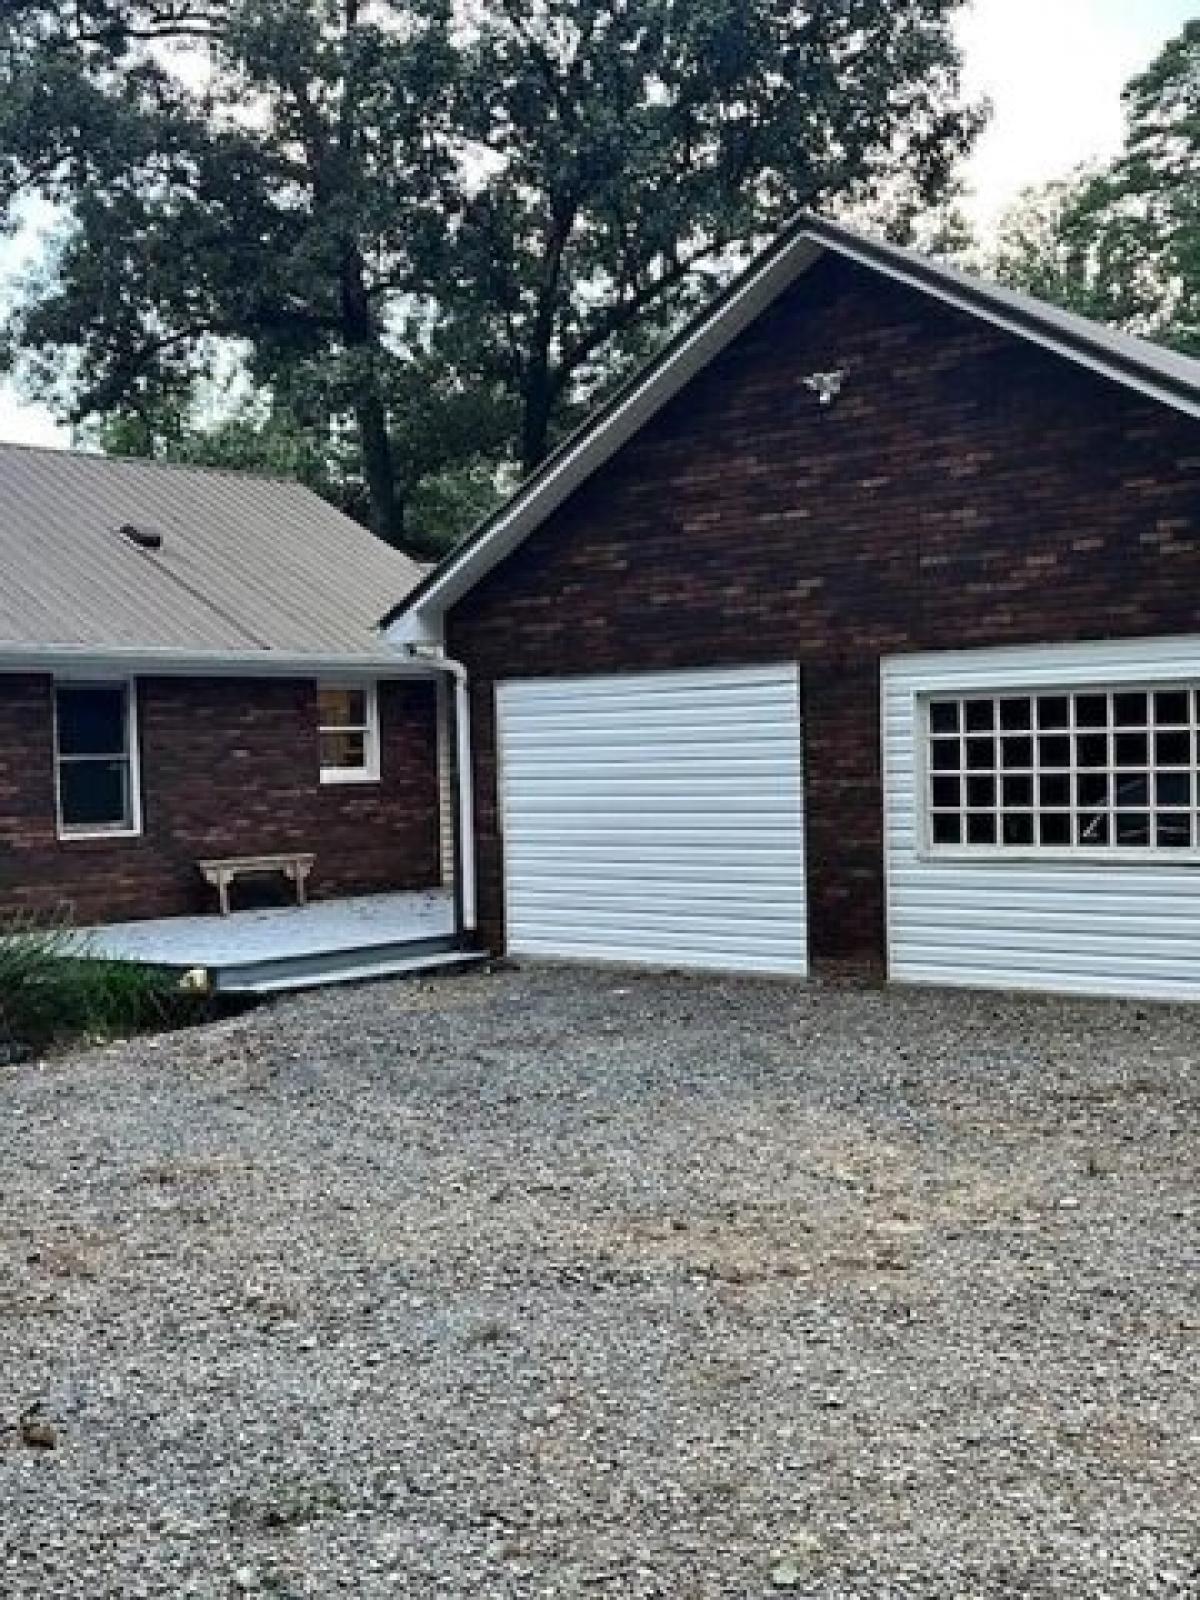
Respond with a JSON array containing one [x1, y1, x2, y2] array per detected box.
[[0, 912, 212, 1056]]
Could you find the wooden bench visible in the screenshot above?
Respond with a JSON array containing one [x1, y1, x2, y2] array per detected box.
[[198, 853, 316, 917]]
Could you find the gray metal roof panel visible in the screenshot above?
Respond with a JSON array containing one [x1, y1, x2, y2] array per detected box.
[[0, 445, 422, 657]]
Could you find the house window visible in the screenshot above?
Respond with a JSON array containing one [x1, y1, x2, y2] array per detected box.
[[318, 682, 379, 783], [925, 687, 1200, 855], [54, 682, 141, 838]]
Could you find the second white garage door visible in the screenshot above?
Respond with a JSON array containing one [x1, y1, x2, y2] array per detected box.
[[496, 664, 808, 975]]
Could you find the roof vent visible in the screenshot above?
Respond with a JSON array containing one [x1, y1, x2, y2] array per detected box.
[[118, 522, 164, 551]]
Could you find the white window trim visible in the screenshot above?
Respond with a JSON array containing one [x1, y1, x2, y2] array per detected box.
[[318, 680, 381, 785], [917, 682, 1200, 867], [53, 678, 143, 841]]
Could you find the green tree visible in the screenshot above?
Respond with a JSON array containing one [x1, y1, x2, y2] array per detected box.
[[0, 0, 983, 551], [988, 22, 1199, 356], [0, 0, 473, 548], [445, 0, 984, 470]]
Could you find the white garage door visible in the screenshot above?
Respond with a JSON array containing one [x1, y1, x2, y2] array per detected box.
[[497, 664, 808, 975]]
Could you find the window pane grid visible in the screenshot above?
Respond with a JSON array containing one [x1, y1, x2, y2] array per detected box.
[[54, 683, 137, 834], [927, 687, 1200, 854], [317, 682, 378, 780]]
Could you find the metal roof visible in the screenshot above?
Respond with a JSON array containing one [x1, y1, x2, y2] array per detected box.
[[0, 444, 422, 663], [383, 212, 1200, 641]]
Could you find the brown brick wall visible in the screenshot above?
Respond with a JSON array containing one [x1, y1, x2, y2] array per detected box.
[[0, 675, 441, 924], [447, 256, 1200, 972]]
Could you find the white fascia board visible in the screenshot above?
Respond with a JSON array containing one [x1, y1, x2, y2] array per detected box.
[[386, 609, 446, 650], [0, 644, 438, 680]]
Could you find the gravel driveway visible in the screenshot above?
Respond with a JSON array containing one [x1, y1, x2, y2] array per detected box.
[[2, 966, 1197, 1598]]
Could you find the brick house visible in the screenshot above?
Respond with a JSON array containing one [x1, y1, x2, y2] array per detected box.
[[385, 214, 1200, 1003], [0, 447, 450, 927]]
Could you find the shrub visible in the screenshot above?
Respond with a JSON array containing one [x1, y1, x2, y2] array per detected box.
[[0, 913, 208, 1055]]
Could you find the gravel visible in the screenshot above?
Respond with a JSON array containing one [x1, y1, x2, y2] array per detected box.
[[1, 964, 1197, 1598]]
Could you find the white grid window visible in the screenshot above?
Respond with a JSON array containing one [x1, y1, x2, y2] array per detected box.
[[318, 683, 380, 784], [925, 688, 1200, 854]]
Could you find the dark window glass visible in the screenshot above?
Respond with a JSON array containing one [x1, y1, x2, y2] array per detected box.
[[1115, 812, 1151, 847], [1001, 736, 1033, 770], [1076, 734, 1109, 769], [1156, 730, 1191, 767], [932, 777, 961, 809], [999, 698, 1031, 730], [56, 686, 126, 756], [931, 739, 961, 772], [929, 702, 959, 735], [1115, 732, 1148, 767], [964, 700, 995, 732], [1004, 774, 1034, 807], [1155, 691, 1190, 726], [1079, 812, 1110, 847], [967, 776, 996, 808], [966, 739, 995, 772], [58, 760, 130, 829], [1076, 695, 1109, 729], [1157, 773, 1192, 809], [1038, 734, 1072, 769], [1040, 814, 1072, 846], [1002, 813, 1035, 846], [318, 686, 368, 730], [1039, 773, 1071, 808], [1037, 697, 1070, 729], [1156, 814, 1192, 849], [931, 813, 962, 846], [967, 813, 997, 845], [1113, 692, 1148, 727], [1078, 773, 1109, 808], [319, 731, 367, 771], [1113, 774, 1150, 809]]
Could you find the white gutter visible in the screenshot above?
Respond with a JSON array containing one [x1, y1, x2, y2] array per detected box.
[[0, 643, 438, 679]]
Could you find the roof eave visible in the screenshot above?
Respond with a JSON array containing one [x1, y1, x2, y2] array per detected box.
[[0, 643, 435, 679]]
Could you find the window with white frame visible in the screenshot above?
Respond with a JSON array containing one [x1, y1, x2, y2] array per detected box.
[[54, 682, 140, 837], [925, 687, 1200, 854], [318, 682, 379, 783]]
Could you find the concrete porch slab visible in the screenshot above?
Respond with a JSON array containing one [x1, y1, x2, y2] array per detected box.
[[78, 888, 463, 991]]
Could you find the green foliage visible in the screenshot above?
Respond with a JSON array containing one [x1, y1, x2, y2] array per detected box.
[[0, 914, 206, 1054], [987, 22, 1199, 356], [0, 0, 983, 552], [445, 0, 984, 468]]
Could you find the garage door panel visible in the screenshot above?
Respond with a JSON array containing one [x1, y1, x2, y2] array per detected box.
[[498, 665, 807, 977], [883, 637, 1200, 1002]]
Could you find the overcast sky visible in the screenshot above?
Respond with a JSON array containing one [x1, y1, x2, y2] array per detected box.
[[0, 0, 1194, 449]]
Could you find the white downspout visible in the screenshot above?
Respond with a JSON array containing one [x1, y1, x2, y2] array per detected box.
[[444, 658, 477, 934], [411, 653, 476, 934]]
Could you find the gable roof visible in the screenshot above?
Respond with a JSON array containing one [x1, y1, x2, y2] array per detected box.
[[0, 444, 422, 669], [383, 212, 1200, 642]]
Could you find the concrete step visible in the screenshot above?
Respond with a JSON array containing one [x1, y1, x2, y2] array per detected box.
[[213, 938, 490, 995]]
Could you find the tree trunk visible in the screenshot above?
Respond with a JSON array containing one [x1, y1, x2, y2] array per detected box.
[[520, 361, 555, 476], [339, 246, 404, 546]]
